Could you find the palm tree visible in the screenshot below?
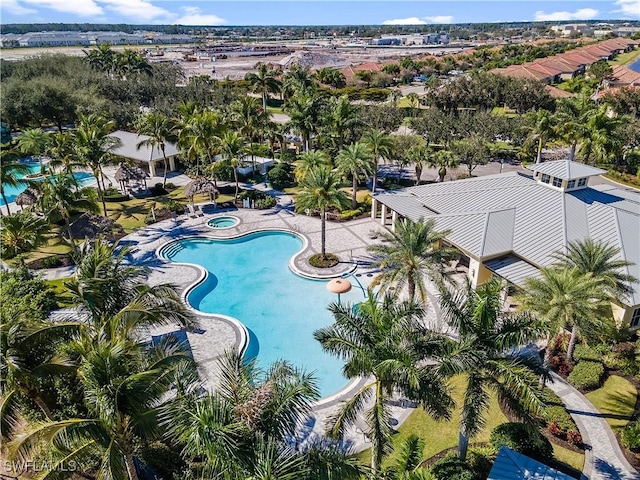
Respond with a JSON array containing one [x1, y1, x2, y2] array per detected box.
[[135, 112, 178, 188], [9, 338, 196, 480], [39, 173, 100, 254], [284, 93, 324, 151], [0, 211, 49, 257], [294, 149, 331, 182], [552, 239, 637, 300], [438, 277, 548, 460], [428, 149, 459, 183], [324, 95, 361, 152], [406, 142, 430, 185], [45, 131, 78, 182], [283, 65, 317, 97], [219, 131, 245, 201], [555, 96, 593, 162], [0, 147, 31, 215], [578, 106, 624, 165], [245, 62, 281, 112], [336, 142, 374, 209], [18, 128, 48, 174], [179, 109, 225, 176], [520, 267, 607, 363], [367, 218, 454, 302], [362, 129, 394, 192], [525, 109, 555, 164], [165, 351, 319, 479], [83, 43, 116, 74], [295, 166, 349, 259], [74, 114, 120, 215], [314, 291, 455, 475]]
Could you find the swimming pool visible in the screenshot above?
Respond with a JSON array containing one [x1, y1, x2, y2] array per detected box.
[[1, 161, 95, 206], [207, 216, 239, 229], [161, 231, 365, 397]]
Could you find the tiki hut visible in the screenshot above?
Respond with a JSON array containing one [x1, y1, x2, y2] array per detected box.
[[184, 178, 219, 205], [114, 165, 149, 192], [15, 187, 41, 210], [67, 213, 116, 241]]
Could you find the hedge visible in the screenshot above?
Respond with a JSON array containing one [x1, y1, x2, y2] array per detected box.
[[490, 422, 553, 462], [429, 454, 474, 480], [573, 345, 602, 363], [567, 361, 605, 391], [621, 423, 640, 451]]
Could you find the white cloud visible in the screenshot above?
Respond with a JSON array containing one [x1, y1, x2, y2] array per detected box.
[[423, 15, 454, 24], [534, 8, 599, 21], [98, 0, 173, 22], [174, 6, 226, 25], [382, 17, 427, 25], [22, 0, 102, 16], [382, 15, 453, 25], [1, 0, 38, 15], [612, 0, 640, 18]]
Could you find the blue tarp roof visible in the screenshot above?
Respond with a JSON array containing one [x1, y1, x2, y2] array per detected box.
[[488, 446, 576, 480]]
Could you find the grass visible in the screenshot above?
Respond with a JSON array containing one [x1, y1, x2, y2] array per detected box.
[[266, 106, 284, 115], [609, 49, 640, 67], [45, 278, 74, 307], [356, 375, 508, 467], [552, 443, 585, 472], [585, 375, 637, 432]]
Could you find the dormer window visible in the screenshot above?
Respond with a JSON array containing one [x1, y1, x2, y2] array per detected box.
[[541, 174, 550, 184], [552, 177, 562, 187], [567, 179, 576, 189], [578, 178, 587, 187]]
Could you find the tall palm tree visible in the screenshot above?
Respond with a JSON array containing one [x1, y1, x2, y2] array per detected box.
[[45, 131, 78, 182], [284, 93, 324, 151], [428, 149, 459, 183], [83, 43, 116, 74], [525, 109, 555, 164], [245, 62, 281, 112], [315, 291, 455, 475], [74, 114, 120, 215], [18, 128, 48, 174], [283, 65, 317, 97], [135, 112, 178, 188], [555, 96, 593, 162], [294, 149, 332, 182], [367, 218, 454, 302], [179, 109, 225, 176], [219, 131, 245, 201], [362, 129, 394, 192], [552, 239, 637, 300], [39, 173, 100, 254], [438, 277, 548, 460], [0, 147, 30, 215], [578, 106, 624, 165], [0, 211, 49, 257], [520, 267, 607, 363], [336, 142, 374, 209], [324, 95, 362, 152], [295, 166, 349, 259]]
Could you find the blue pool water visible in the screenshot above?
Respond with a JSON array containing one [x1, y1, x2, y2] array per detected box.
[[163, 232, 366, 397], [208, 216, 239, 228], [1, 162, 94, 206], [629, 58, 640, 73]]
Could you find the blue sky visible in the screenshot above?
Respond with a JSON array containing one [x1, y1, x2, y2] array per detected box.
[[1, 0, 639, 26]]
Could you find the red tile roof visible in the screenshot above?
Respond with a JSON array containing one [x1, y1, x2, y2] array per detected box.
[[608, 65, 640, 86], [545, 85, 574, 98]]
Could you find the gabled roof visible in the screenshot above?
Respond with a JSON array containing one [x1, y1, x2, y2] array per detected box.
[[374, 170, 640, 305], [108, 130, 179, 164], [488, 446, 575, 480], [609, 65, 640, 86], [544, 85, 574, 98], [526, 159, 606, 180]]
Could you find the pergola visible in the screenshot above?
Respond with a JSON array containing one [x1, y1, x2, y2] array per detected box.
[[184, 178, 218, 206], [114, 165, 149, 193]]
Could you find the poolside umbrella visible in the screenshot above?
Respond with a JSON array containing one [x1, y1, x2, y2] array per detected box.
[[15, 187, 41, 210], [67, 213, 115, 241], [185, 178, 218, 206], [327, 278, 352, 304]]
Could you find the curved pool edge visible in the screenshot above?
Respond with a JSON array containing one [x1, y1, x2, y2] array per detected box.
[[155, 227, 362, 403]]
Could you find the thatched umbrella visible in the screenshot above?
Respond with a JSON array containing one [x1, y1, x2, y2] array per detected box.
[[67, 213, 115, 241], [15, 187, 41, 210], [185, 178, 219, 206], [115, 165, 149, 192]]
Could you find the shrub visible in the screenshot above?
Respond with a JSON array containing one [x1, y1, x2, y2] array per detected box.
[[165, 182, 176, 189], [103, 187, 120, 196], [339, 208, 364, 221], [255, 196, 276, 209], [268, 163, 294, 190], [558, 363, 572, 376], [308, 253, 339, 268], [429, 454, 474, 480], [567, 430, 583, 446], [149, 183, 168, 196], [467, 448, 494, 480], [165, 199, 185, 214], [621, 423, 640, 451], [141, 441, 185, 480], [542, 405, 576, 432], [547, 422, 563, 437], [144, 215, 155, 225], [490, 422, 553, 461], [567, 361, 605, 391], [573, 344, 601, 363], [41, 255, 63, 269]]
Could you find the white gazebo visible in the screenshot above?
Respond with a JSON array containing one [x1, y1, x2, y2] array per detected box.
[[108, 130, 180, 178]]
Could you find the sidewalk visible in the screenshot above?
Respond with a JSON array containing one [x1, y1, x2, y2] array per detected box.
[[547, 373, 640, 480]]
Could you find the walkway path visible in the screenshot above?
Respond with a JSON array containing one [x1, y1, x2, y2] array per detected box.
[[547, 373, 639, 480]]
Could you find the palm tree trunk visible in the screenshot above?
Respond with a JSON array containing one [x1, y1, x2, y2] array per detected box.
[[372, 158, 379, 193], [408, 276, 416, 300], [65, 218, 78, 255], [438, 167, 446, 182], [93, 168, 107, 216], [371, 381, 384, 475], [262, 91, 267, 112], [161, 145, 168, 188], [352, 176, 358, 209], [233, 168, 239, 201], [536, 137, 543, 164], [321, 207, 326, 259], [457, 429, 469, 461], [566, 324, 579, 362], [415, 165, 423, 185], [569, 142, 577, 162], [1, 191, 10, 215], [125, 454, 140, 480]]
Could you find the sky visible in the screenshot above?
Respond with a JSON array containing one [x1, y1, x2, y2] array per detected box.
[[1, 0, 639, 26]]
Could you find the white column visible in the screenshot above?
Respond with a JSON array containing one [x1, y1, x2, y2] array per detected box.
[[168, 156, 176, 171], [391, 211, 398, 231], [380, 204, 387, 226], [149, 161, 157, 177], [371, 198, 378, 219]]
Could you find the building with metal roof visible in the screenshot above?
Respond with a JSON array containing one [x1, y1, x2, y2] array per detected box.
[[488, 446, 575, 480], [371, 160, 640, 329], [108, 130, 179, 178]]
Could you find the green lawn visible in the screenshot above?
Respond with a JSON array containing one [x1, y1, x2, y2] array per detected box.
[[552, 443, 584, 472], [45, 278, 74, 307], [586, 375, 637, 432], [609, 49, 640, 67]]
